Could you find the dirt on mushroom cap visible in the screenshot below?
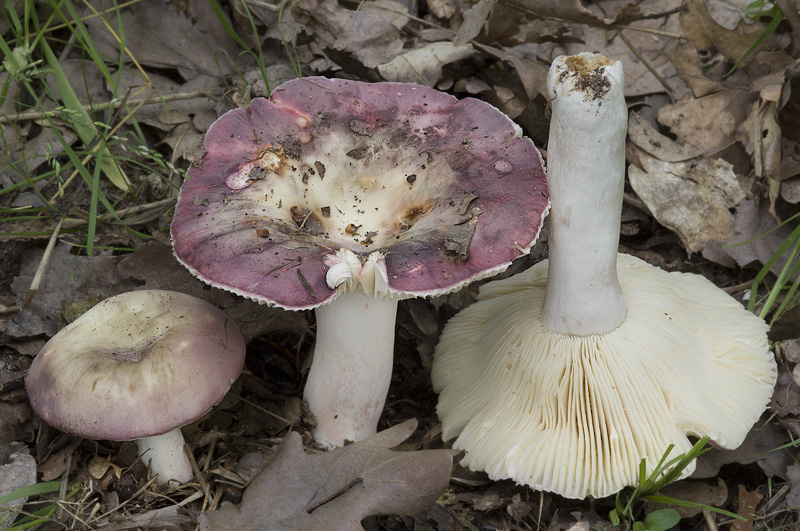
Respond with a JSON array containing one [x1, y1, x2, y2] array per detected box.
[[170, 77, 549, 309]]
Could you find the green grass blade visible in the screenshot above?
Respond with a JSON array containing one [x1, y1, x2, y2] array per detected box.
[[39, 37, 129, 191], [0, 481, 61, 505], [642, 494, 746, 521], [725, 7, 784, 77], [86, 141, 102, 255]]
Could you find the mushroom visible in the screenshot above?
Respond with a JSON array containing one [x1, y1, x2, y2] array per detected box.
[[431, 53, 777, 499], [25, 290, 246, 485], [170, 77, 549, 448]]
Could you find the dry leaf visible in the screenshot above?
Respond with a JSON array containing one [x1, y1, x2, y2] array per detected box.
[[628, 112, 703, 163], [665, 39, 723, 98], [735, 484, 761, 531], [86, 0, 247, 79], [474, 44, 547, 99], [628, 148, 745, 253], [501, 0, 605, 25], [0, 443, 36, 526], [681, 0, 769, 64], [378, 42, 474, 86], [7, 243, 138, 339], [692, 418, 792, 480], [658, 90, 753, 154], [455, 0, 496, 45], [786, 464, 800, 507], [701, 198, 796, 276], [198, 420, 457, 531], [291, 0, 404, 73]]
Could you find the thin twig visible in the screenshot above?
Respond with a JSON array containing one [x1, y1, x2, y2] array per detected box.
[[702, 509, 719, 531], [237, 395, 292, 425], [90, 476, 159, 522], [51, 197, 176, 229], [613, 27, 677, 102], [611, 24, 683, 38], [0, 89, 220, 125]]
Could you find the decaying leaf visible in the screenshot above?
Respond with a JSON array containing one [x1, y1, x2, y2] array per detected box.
[[628, 147, 745, 253], [702, 198, 794, 274], [0, 442, 36, 527], [680, 0, 772, 65], [691, 417, 792, 482], [628, 112, 703, 163], [377, 42, 474, 86], [8, 244, 138, 339], [658, 90, 753, 155], [454, 0, 496, 46], [291, 0, 405, 73], [86, 0, 247, 79], [198, 420, 457, 531], [665, 39, 723, 98]]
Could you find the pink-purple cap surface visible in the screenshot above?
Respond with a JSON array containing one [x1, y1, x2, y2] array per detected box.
[[171, 77, 549, 309]]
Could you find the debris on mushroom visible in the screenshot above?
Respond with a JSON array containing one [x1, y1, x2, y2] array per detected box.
[[25, 290, 246, 485], [431, 53, 777, 499], [170, 76, 549, 448]]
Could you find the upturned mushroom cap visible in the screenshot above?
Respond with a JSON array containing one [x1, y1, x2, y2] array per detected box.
[[170, 77, 548, 308], [431, 52, 776, 499], [25, 290, 246, 441], [432, 254, 776, 499]]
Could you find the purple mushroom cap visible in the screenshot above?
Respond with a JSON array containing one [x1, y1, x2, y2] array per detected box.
[[171, 77, 549, 309], [25, 290, 246, 441]]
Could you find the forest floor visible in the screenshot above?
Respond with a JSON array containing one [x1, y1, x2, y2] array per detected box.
[[1, 0, 800, 529]]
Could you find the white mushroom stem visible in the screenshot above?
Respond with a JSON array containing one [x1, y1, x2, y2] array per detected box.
[[543, 54, 628, 336], [305, 292, 398, 448], [137, 428, 194, 485]]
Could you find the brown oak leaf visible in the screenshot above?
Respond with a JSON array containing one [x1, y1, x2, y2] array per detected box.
[[198, 420, 457, 531]]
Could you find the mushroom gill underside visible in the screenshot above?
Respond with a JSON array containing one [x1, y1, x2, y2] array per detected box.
[[432, 253, 776, 499]]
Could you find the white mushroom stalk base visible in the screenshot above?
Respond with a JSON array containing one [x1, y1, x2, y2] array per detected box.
[[305, 292, 399, 448], [137, 428, 194, 485], [432, 255, 775, 499]]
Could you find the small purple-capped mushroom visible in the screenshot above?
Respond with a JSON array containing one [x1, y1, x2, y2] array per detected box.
[[170, 77, 549, 448], [25, 290, 246, 485]]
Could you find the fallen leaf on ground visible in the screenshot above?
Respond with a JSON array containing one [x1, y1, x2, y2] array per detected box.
[[291, 0, 405, 75], [785, 464, 800, 507], [628, 112, 704, 163], [628, 147, 745, 253], [198, 419, 457, 531], [0, 442, 36, 526], [735, 484, 761, 531], [8, 243, 138, 339], [658, 90, 753, 155], [377, 42, 474, 86], [86, 0, 247, 79]]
